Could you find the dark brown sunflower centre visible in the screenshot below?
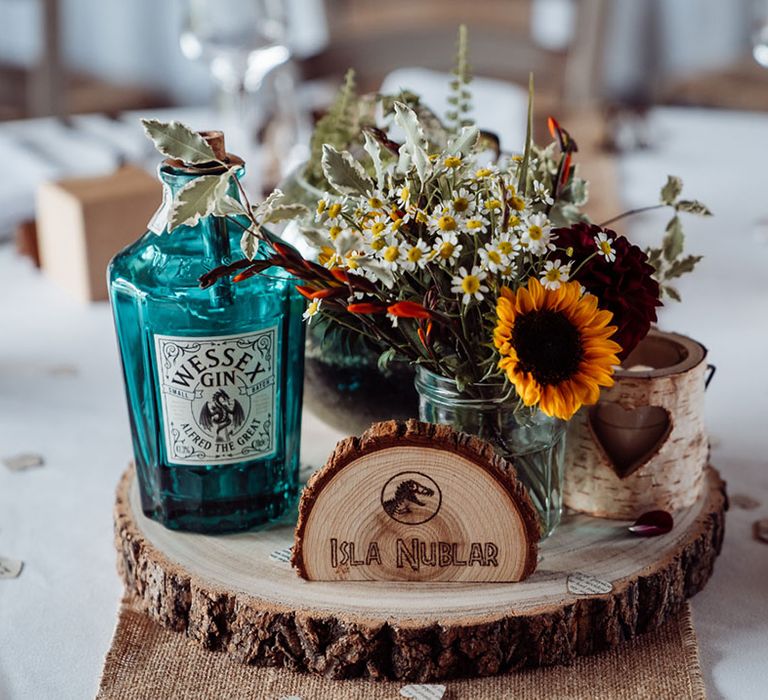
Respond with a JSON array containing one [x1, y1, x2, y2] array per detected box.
[[512, 310, 583, 386]]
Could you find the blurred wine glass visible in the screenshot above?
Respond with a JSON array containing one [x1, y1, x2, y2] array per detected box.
[[179, 0, 305, 191]]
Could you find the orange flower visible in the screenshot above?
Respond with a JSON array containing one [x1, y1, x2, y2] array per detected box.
[[387, 301, 431, 319], [347, 302, 386, 314]]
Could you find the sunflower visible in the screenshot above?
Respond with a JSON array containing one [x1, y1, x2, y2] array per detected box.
[[493, 278, 621, 420]]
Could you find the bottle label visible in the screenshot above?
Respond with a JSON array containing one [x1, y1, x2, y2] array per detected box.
[[154, 328, 278, 466]]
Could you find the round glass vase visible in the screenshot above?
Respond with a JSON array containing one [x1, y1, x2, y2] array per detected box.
[[415, 367, 567, 538]]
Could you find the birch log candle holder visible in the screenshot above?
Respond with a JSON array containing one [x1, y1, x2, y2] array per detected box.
[[563, 329, 710, 519]]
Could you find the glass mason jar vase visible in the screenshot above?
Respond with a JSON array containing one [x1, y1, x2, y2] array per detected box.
[[415, 367, 567, 538], [109, 151, 305, 534]]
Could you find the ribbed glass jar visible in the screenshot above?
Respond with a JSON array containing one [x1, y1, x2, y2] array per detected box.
[[415, 367, 566, 538], [109, 161, 305, 533]]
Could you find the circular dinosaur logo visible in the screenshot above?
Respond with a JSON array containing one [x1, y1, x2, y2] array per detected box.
[[380, 472, 442, 525]]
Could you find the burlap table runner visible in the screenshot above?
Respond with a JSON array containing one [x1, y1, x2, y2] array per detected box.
[[97, 596, 706, 699]]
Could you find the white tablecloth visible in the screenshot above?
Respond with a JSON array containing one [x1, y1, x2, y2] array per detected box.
[[1, 107, 767, 699]]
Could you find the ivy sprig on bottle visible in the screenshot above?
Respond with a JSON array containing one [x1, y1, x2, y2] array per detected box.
[[141, 118, 309, 260]]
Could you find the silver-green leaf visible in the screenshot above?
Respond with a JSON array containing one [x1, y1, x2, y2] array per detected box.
[[141, 119, 217, 165], [213, 194, 246, 217], [662, 215, 684, 262], [321, 144, 373, 195], [241, 228, 259, 260], [261, 203, 309, 224], [445, 125, 479, 157], [393, 101, 431, 184], [363, 130, 385, 190], [169, 172, 230, 230], [660, 175, 683, 205], [676, 199, 712, 216]]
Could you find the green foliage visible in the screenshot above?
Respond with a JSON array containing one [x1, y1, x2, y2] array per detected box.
[[306, 69, 358, 185], [169, 172, 231, 230], [645, 176, 711, 300], [445, 25, 473, 134], [321, 144, 374, 195], [141, 119, 217, 165]]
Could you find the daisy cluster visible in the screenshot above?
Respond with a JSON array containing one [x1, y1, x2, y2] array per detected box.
[[296, 102, 602, 326]]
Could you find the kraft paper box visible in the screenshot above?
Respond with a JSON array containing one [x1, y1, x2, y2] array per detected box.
[[36, 165, 161, 302]]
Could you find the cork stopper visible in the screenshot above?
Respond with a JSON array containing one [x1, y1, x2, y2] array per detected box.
[[198, 130, 226, 161]]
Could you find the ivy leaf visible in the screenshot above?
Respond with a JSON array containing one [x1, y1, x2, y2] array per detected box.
[[213, 194, 246, 217], [666, 254, 703, 279], [169, 172, 230, 230], [660, 175, 683, 205], [141, 119, 217, 164], [363, 130, 385, 190], [241, 228, 259, 260], [663, 285, 681, 302], [321, 144, 373, 195], [662, 215, 684, 262], [261, 203, 308, 224], [676, 199, 712, 216]]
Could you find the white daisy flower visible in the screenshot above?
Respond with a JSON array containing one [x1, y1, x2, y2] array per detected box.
[[326, 219, 349, 242], [473, 166, 498, 181], [303, 299, 322, 323], [379, 241, 404, 270], [521, 213, 554, 255], [451, 266, 489, 305], [325, 199, 346, 223], [450, 188, 476, 217], [479, 243, 507, 273], [532, 180, 554, 206], [393, 184, 412, 209], [365, 190, 387, 211], [482, 196, 504, 214], [462, 214, 491, 236], [494, 231, 521, 258], [428, 206, 461, 235], [594, 231, 617, 262], [498, 262, 518, 281], [540, 259, 571, 290], [401, 239, 430, 271], [431, 232, 463, 265], [314, 198, 329, 222]]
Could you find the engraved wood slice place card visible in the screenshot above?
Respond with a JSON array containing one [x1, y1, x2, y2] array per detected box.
[[291, 420, 540, 583]]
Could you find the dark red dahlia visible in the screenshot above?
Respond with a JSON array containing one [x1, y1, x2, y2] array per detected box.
[[553, 223, 661, 359]]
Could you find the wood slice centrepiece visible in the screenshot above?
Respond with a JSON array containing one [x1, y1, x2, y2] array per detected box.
[[292, 421, 540, 582], [114, 464, 726, 681]]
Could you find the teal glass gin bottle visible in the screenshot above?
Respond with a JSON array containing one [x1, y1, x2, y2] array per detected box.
[[108, 132, 305, 533]]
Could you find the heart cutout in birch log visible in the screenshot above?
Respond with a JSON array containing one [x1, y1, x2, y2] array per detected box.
[[589, 403, 672, 479]]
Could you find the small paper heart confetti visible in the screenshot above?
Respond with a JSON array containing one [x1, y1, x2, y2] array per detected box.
[[0, 556, 23, 579], [567, 572, 613, 596], [270, 548, 292, 563], [753, 519, 768, 544], [2, 453, 44, 472], [628, 510, 674, 537], [400, 684, 446, 700], [732, 494, 761, 510]]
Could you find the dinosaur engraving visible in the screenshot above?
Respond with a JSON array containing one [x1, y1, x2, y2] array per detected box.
[[383, 479, 435, 518]]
